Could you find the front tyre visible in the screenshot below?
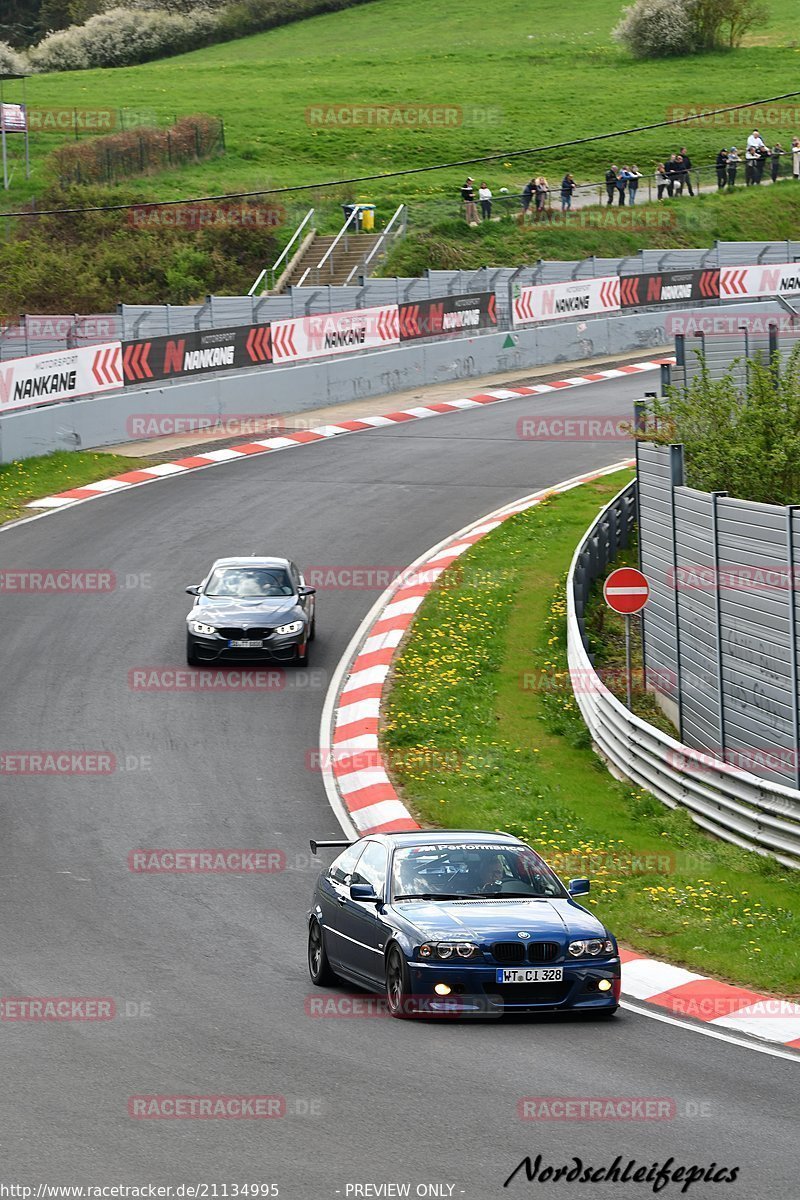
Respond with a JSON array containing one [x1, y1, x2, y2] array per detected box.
[[385, 946, 414, 1019], [308, 917, 338, 986]]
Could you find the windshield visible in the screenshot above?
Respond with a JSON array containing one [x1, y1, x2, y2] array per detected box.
[[205, 567, 293, 599], [391, 843, 566, 901]]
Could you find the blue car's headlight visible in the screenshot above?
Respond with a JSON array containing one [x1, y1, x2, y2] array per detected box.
[[568, 938, 615, 958], [275, 620, 304, 636], [418, 942, 481, 960], [189, 621, 218, 637]]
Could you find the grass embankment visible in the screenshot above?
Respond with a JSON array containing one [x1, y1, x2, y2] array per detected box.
[[382, 471, 800, 995], [383, 185, 800, 275], [6, 0, 800, 208], [4, 0, 800, 308], [0, 450, 153, 525]]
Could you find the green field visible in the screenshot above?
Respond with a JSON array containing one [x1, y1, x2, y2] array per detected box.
[[4, 0, 800, 217], [382, 473, 800, 995]]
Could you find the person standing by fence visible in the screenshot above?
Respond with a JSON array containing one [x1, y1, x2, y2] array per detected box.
[[461, 177, 478, 223], [627, 165, 642, 204], [478, 181, 492, 220], [716, 148, 728, 190], [679, 147, 695, 195], [770, 144, 783, 183], [727, 147, 740, 188], [656, 163, 669, 199], [534, 176, 549, 220]]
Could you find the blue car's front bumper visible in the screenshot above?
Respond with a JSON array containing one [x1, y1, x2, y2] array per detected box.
[[406, 957, 621, 1015]]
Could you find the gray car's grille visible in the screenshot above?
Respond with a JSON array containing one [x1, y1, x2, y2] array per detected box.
[[215, 627, 274, 639]]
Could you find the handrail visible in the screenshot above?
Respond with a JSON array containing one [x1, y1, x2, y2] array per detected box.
[[566, 480, 800, 870], [313, 205, 361, 283], [248, 208, 315, 296], [344, 204, 406, 285]]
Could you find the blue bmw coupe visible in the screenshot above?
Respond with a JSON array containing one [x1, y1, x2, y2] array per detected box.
[[308, 830, 620, 1018]]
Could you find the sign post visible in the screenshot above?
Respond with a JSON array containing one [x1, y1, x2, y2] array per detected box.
[[603, 567, 650, 708]]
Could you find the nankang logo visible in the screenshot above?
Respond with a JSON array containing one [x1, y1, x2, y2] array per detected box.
[[517, 932, 531, 939]]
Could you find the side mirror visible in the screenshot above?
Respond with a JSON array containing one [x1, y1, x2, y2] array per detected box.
[[298, 585, 316, 597], [350, 883, 380, 903], [568, 877, 590, 897], [185, 585, 202, 596]]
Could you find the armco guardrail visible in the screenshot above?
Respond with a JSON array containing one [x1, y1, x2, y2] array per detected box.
[[567, 481, 800, 871]]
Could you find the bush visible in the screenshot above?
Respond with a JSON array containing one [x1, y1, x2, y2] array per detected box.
[[0, 39, 30, 73], [612, 0, 695, 58], [613, 0, 768, 57], [27, 6, 219, 71]]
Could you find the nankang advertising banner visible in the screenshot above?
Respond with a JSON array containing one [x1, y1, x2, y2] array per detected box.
[[122, 324, 272, 384], [270, 306, 400, 363], [398, 292, 496, 340], [720, 263, 800, 299], [619, 269, 720, 308], [0, 342, 122, 413], [512, 277, 620, 326]]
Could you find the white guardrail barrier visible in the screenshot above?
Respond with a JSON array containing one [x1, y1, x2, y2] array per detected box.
[[566, 480, 800, 871]]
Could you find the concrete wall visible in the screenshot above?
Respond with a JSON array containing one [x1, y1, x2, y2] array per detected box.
[[0, 301, 781, 463]]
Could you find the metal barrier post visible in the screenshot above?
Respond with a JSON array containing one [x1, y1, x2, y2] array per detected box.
[[787, 506, 800, 788], [711, 491, 728, 763], [669, 443, 686, 740]]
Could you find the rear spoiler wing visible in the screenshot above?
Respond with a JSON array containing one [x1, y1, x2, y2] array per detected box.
[[310, 838, 353, 855]]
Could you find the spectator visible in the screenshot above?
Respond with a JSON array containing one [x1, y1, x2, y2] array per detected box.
[[521, 177, 535, 221], [665, 154, 680, 196], [727, 147, 740, 188], [560, 172, 575, 212], [461, 177, 478, 223], [792, 136, 800, 180], [605, 164, 618, 205], [716, 148, 728, 190], [744, 144, 757, 185], [478, 181, 493, 220], [673, 154, 687, 196], [770, 144, 783, 184], [534, 176, 549, 221], [679, 146, 695, 196], [656, 162, 670, 200], [746, 129, 767, 153], [627, 164, 642, 204]]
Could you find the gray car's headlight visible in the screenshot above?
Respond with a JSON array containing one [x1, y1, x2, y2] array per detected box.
[[275, 620, 304, 636], [189, 621, 219, 636], [568, 938, 614, 957]]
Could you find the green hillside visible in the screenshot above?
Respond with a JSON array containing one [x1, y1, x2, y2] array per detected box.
[[4, 0, 800, 214]]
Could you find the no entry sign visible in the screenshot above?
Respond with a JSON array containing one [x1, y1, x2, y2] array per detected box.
[[604, 567, 650, 615]]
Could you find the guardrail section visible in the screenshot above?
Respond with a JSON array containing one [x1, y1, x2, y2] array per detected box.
[[566, 480, 800, 870]]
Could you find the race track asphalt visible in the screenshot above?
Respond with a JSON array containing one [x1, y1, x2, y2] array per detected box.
[[0, 373, 795, 1197]]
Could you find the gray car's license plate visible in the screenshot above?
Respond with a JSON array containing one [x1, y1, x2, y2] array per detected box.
[[496, 968, 563, 983]]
